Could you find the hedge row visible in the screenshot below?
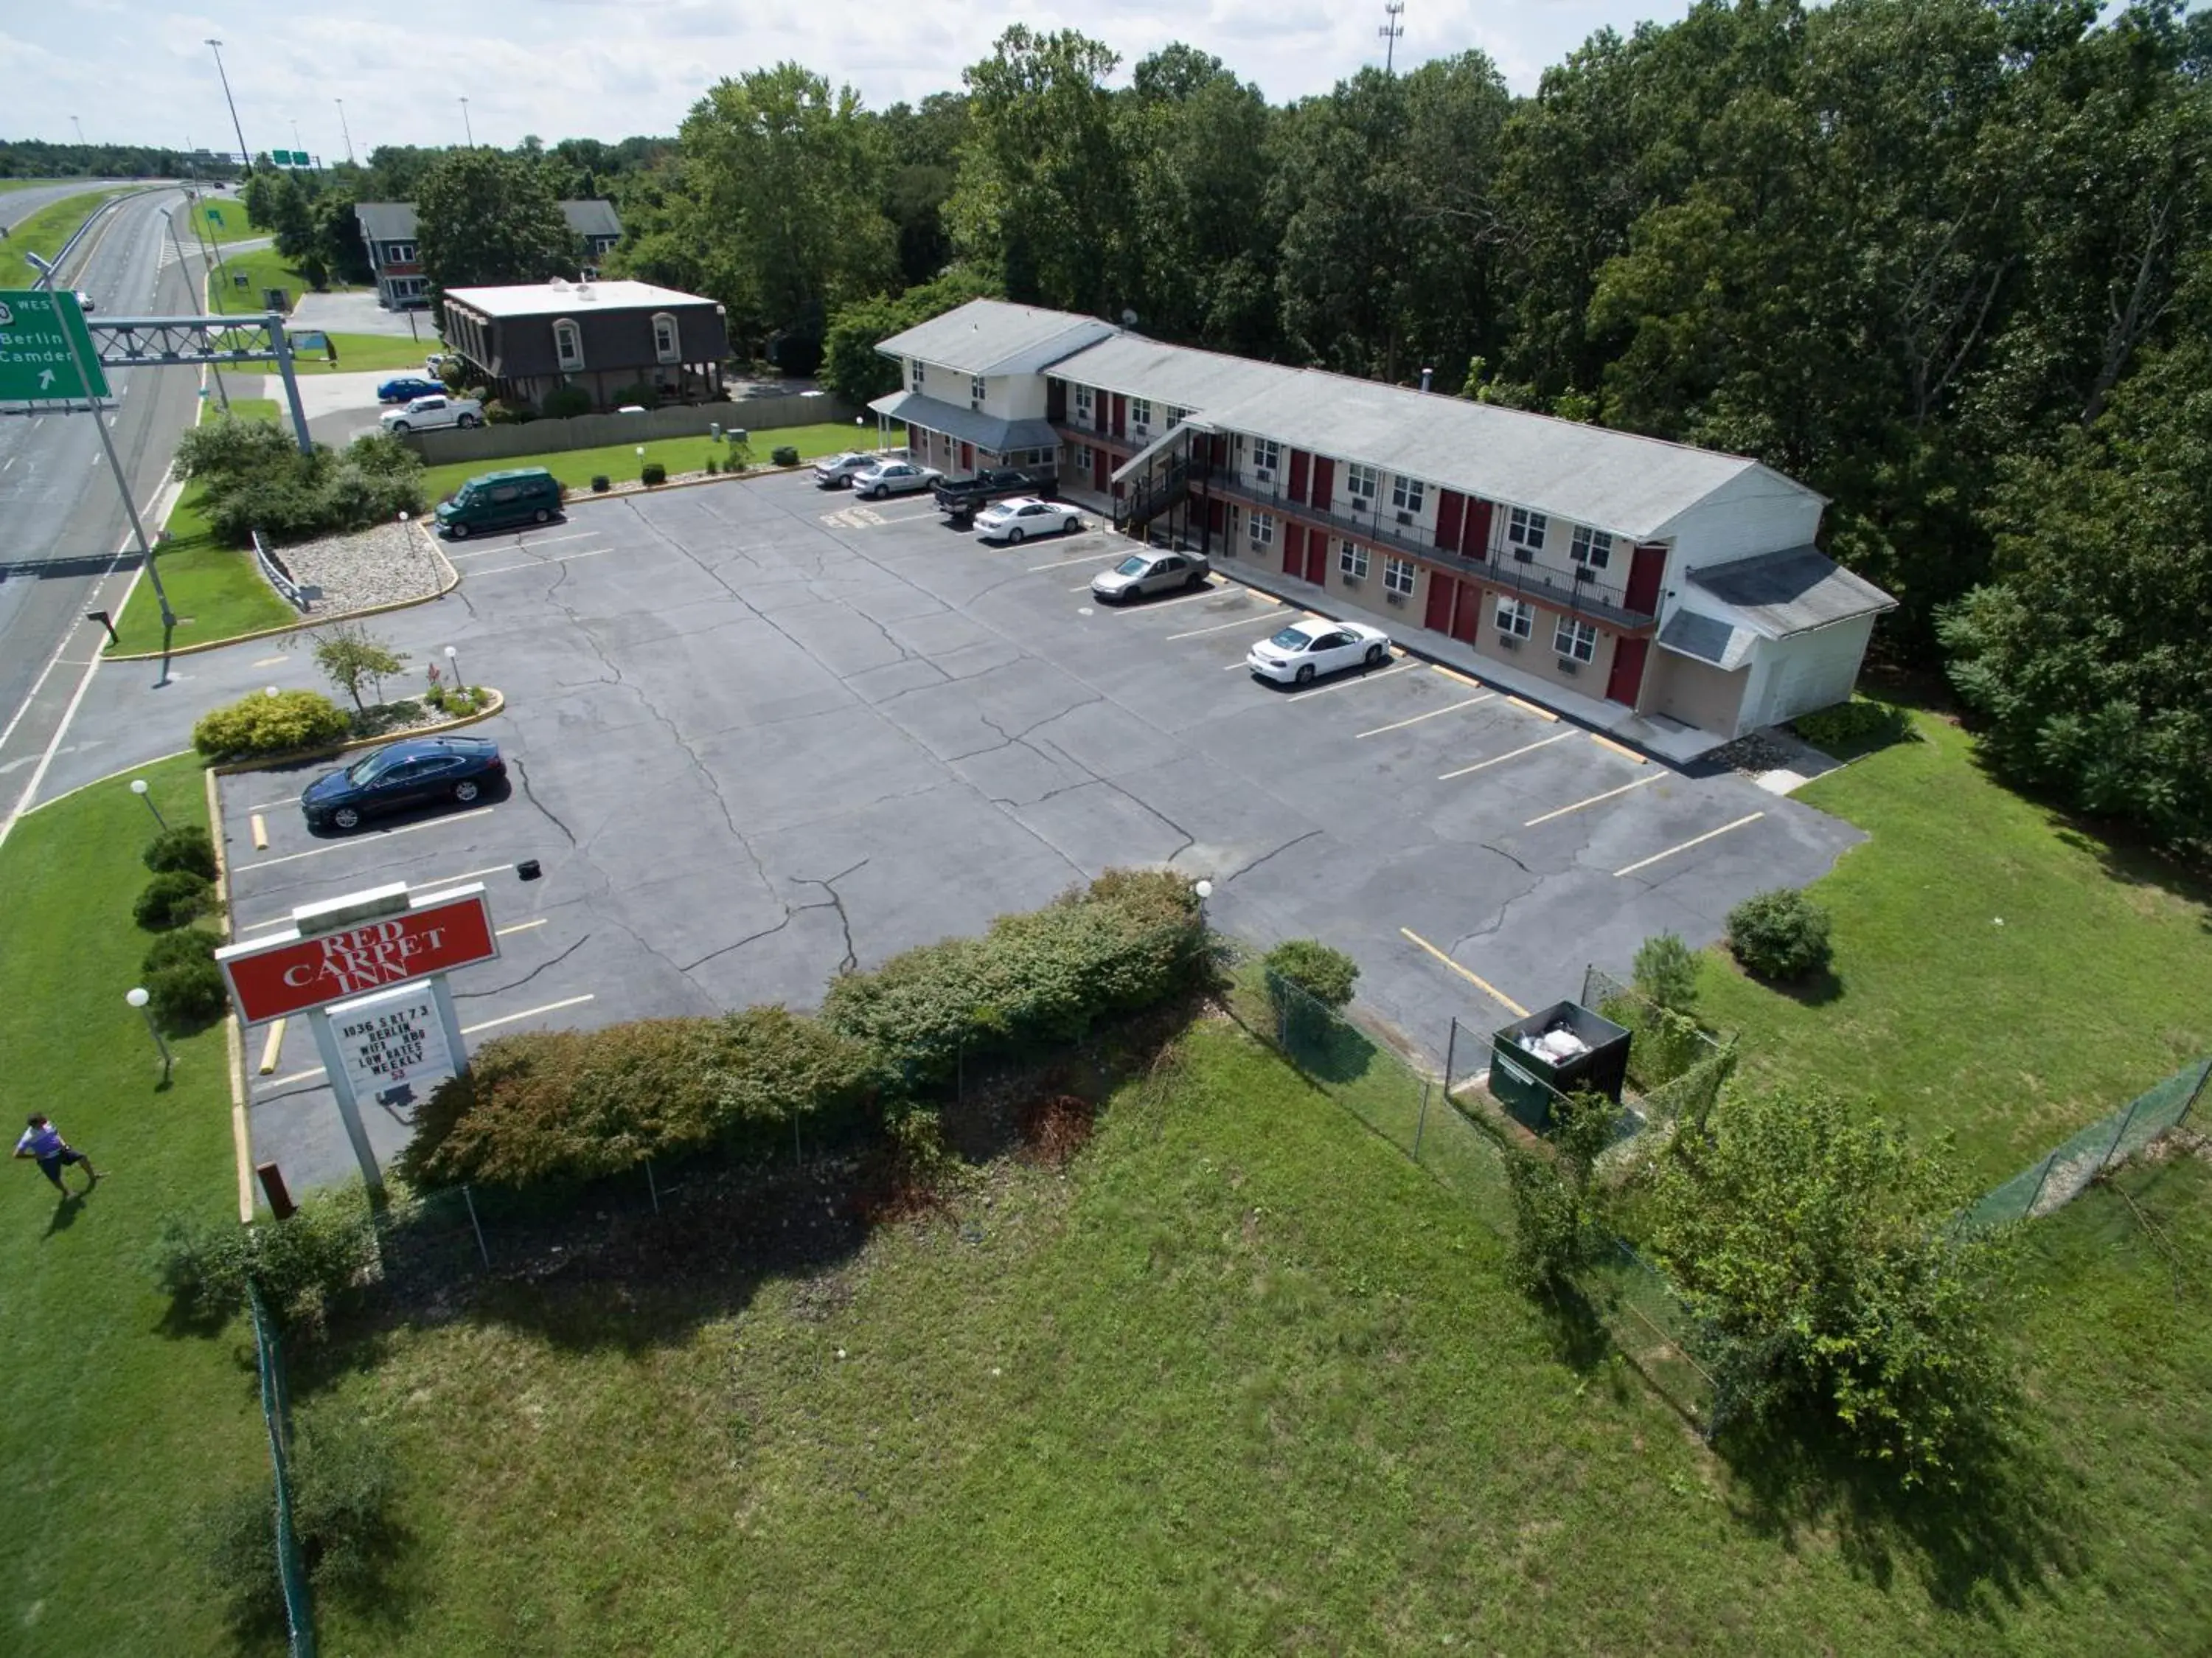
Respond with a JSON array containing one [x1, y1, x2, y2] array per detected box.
[[401, 870, 1207, 1191]]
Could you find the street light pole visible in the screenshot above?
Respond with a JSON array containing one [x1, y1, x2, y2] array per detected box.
[[206, 38, 250, 171], [72, 116, 86, 146], [126, 988, 174, 1082], [335, 98, 355, 164], [459, 97, 474, 148], [129, 777, 168, 830]]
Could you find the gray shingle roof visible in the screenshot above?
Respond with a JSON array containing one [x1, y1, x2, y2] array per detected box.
[[877, 300, 1117, 378], [1687, 547, 1896, 636], [1658, 610, 1759, 670], [869, 389, 1059, 456], [560, 200, 622, 240], [354, 199, 619, 246]]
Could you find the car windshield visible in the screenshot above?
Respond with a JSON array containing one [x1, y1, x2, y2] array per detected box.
[[1113, 556, 1149, 576], [1267, 627, 1315, 651], [345, 751, 399, 783]]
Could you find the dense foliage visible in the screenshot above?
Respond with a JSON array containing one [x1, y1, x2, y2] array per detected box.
[[0, 140, 240, 179], [1648, 1084, 2019, 1486], [170, 419, 425, 547], [1503, 1089, 1621, 1297], [190, 689, 352, 760], [1725, 889, 1834, 982], [142, 825, 218, 881], [1630, 932, 1700, 1014], [1262, 939, 1361, 1010], [416, 147, 580, 305], [150, 1187, 378, 1334]]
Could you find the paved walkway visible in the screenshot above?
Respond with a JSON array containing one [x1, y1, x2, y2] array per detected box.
[[289, 289, 436, 339]]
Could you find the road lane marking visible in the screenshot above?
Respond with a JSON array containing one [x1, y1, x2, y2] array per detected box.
[[1399, 927, 1529, 1019], [1588, 732, 1646, 763], [1613, 812, 1766, 878], [232, 806, 496, 871], [1523, 772, 1664, 826], [234, 861, 523, 933], [1280, 661, 1420, 700], [467, 547, 614, 577], [1437, 731, 1574, 780], [1356, 694, 1495, 738], [1502, 695, 1559, 722], [1166, 614, 1281, 641], [1027, 550, 1120, 572], [260, 994, 599, 1089]]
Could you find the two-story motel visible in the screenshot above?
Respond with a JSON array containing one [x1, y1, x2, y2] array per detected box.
[[870, 300, 1894, 756]]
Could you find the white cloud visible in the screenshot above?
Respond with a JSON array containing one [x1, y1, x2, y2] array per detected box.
[[11, 0, 1695, 153]]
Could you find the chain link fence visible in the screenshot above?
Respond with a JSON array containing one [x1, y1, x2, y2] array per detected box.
[[1962, 1055, 2210, 1231], [246, 1282, 317, 1658]]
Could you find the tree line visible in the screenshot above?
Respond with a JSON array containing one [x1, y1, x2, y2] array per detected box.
[[0, 139, 242, 180]]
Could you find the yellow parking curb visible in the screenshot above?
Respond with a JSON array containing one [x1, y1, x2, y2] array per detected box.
[[1588, 732, 1647, 764], [1503, 695, 1559, 723]]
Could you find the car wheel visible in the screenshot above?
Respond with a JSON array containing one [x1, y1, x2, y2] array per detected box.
[[1006, 527, 1025, 545], [389, 421, 408, 434], [333, 805, 363, 832], [1062, 517, 1080, 536], [1295, 664, 1316, 685], [1365, 642, 1387, 665], [449, 521, 469, 539], [457, 414, 479, 428], [1186, 570, 1207, 590], [453, 779, 481, 804], [532, 509, 550, 524]]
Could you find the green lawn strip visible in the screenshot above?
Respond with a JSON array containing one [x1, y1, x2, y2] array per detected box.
[[0, 755, 262, 1657], [107, 443, 296, 656], [282, 331, 440, 375], [6, 186, 129, 272], [1695, 700, 2212, 1184], [417, 422, 870, 502], [205, 245, 364, 314]]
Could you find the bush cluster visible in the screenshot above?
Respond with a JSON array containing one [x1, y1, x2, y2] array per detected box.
[[172, 419, 426, 548], [1725, 888, 1834, 982], [541, 385, 592, 420], [1792, 698, 1910, 752], [1262, 939, 1360, 1010], [135, 870, 220, 931], [590, 474, 612, 493], [771, 445, 801, 467], [641, 461, 667, 486], [149, 1185, 377, 1334], [144, 825, 218, 881], [483, 398, 538, 426], [142, 928, 229, 1032], [192, 689, 351, 760]]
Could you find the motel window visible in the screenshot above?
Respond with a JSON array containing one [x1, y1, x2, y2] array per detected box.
[[1166, 406, 1186, 429], [1508, 507, 1547, 551], [652, 313, 680, 365], [1251, 437, 1280, 476], [1130, 397, 1153, 429], [909, 359, 926, 392], [971, 375, 987, 403], [1074, 384, 1094, 421], [1383, 555, 1416, 597], [1571, 525, 1613, 569], [554, 319, 585, 372], [384, 240, 416, 263], [1345, 462, 1380, 504], [1249, 510, 1275, 549], [1391, 475, 1425, 515], [1069, 443, 1091, 471], [1339, 540, 1370, 580], [1496, 597, 1533, 638], [1555, 617, 1598, 662]]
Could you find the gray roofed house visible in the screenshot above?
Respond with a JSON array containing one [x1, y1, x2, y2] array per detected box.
[[877, 300, 1117, 378], [353, 199, 625, 311]]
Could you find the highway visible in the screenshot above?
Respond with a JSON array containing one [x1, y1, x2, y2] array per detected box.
[[0, 184, 213, 830]]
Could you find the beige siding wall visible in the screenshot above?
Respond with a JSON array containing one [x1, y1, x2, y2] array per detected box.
[[1648, 651, 1749, 737]]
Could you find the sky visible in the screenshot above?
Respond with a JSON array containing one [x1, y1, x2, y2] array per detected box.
[[1, 0, 1696, 159]]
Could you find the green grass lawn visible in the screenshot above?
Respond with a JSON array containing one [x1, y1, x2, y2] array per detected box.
[[0, 754, 263, 1657], [206, 244, 362, 314], [419, 422, 872, 503], [1693, 694, 2212, 1184], [5, 186, 129, 274], [188, 199, 265, 246], [282, 331, 439, 375]]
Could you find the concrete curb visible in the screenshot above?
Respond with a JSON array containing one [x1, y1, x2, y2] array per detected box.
[[208, 687, 506, 776], [13, 747, 198, 822], [554, 460, 813, 508], [203, 762, 257, 1224]]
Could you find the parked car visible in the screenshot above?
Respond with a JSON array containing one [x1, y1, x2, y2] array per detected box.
[[300, 736, 506, 833], [933, 466, 1055, 524], [975, 497, 1085, 545], [377, 375, 445, 404], [852, 459, 942, 500], [813, 449, 903, 488], [435, 468, 563, 538], [380, 394, 484, 434], [1091, 547, 1208, 600], [1246, 617, 1394, 685], [423, 352, 462, 378]]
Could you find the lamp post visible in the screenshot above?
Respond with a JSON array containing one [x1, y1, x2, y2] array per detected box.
[[128, 777, 167, 830], [206, 39, 250, 173], [1193, 878, 1214, 929], [335, 98, 355, 164], [444, 644, 462, 690], [72, 116, 86, 146], [126, 987, 174, 1081]]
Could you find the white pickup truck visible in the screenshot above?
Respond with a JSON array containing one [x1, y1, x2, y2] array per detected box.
[[380, 395, 484, 434]]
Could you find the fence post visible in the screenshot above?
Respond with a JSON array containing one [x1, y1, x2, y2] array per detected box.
[[2021, 1151, 2059, 1220], [1275, 977, 1288, 1052], [2177, 1058, 2211, 1134], [1413, 1080, 1431, 1162], [645, 1156, 661, 1215], [462, 1183, 490, 1269], [2098, 1093, 2146, 1177], [1443, 1018, 1459, 1098]]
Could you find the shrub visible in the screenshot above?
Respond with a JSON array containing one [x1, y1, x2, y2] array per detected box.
[[147, 955, 230, 1033], [610, 381, 661, 410], [541, 384, 592, 420], [771, 444, 801, 467], [590, 474, 611, 493], [1262, 939, 1359, 1010], [1503, 1089, 1619, 1300], [483, 398, 538, 425], [191, 688, 351, 760], [145, 825, 218, 880], [1631, 931, 1700, 1013], [136, 870, 219, 931], [641, 461, 667, 486], [143, 926, 223, 976], [313, 622, 407, 712], [704, 454, 719, 475], [1725, 888, 1834, 981], [175, 418, 426, 548], [148, 1185, 375, 1334], [1792, 698, 1910, 752]]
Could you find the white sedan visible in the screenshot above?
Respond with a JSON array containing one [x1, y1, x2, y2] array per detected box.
[[974, 496, 1083, 544], [852, 459, 942, 499], [1246, 617, 1394, 686]]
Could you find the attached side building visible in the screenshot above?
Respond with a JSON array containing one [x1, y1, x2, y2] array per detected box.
[[442, 278, 728, 411]]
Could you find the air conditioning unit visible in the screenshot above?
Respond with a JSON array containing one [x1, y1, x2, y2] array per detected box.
[[1254, 468, 1273, 482], [1557, 658, 1581, 676], [1342, 574, 1362, 586], [1512, 547, 1534, 563], [1385, 590, 1408, 607], [1397, 510, 1414, 526], [1495, 631, 1522, 650], [1572, 564, 1594, 582], [971, 399, 983, 411]]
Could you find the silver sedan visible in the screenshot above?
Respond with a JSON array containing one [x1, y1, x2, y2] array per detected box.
[[1091, 549, 1212, 603]]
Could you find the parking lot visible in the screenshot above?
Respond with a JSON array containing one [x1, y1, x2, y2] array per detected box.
[[221, 470, 1860, 1188]]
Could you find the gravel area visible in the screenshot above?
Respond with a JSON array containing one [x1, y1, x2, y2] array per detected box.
[[281, 521, 451, 617]]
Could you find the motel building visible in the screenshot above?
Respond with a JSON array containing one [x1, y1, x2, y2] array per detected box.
[[871, 300, 1895, 759]]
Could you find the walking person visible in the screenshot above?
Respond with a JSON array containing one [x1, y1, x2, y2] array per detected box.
[[14, 1114, 97, 1196]]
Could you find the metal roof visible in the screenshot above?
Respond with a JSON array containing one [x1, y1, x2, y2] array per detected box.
[[877, 300, 1117, 378], [560, 200, 623, 240], [442, 279, 717, 319], [869, 389, 1059, 456], [1687, 547, 1896, 636], [1657, 610, 1759, 671], [354, 199, 620, 244]]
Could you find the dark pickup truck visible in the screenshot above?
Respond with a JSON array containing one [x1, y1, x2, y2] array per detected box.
[[931, 467, 1057, 523]]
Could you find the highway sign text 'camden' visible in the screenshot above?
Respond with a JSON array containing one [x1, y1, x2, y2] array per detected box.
[[0, 288, 111, 403]]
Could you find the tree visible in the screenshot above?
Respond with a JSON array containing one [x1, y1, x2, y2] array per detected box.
[[1632, 932, 1700, 1013], [1503, 1089, 1621, 1298], [415, 148, 580, 305], [878, 93, 972, 287], [1648, 1084, 2018, 1486], [312, 624, 408, 712], [818, 266, 1001, 406]]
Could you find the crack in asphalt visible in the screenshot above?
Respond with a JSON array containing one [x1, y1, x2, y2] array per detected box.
[[451, 930, 593, 999], [509, 755, 576, 847], [1218, 828, 1326, 888], [790, 857, 869, 975], [1481, 839, 1534, 876]]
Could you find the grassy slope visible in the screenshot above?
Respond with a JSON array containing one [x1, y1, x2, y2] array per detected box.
[[418, 423, 869, 502], [0, 755, 260, 1657], [7, 187, 128, 271], [302, 1020, 2207, 1657], [206, 243, 361, 313], [1696, 703, 2212, 1183]]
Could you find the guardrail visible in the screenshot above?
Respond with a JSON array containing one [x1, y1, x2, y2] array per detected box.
[[43, 184, 159, 287], [251, 530, 309, 612]]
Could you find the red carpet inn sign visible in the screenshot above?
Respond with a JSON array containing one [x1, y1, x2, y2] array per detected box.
[[217, 881, 499, 1194]]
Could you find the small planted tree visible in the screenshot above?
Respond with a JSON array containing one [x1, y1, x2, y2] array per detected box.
[[1632, 931, 1700, 1013], [1503, 1088, 1620, 1298], [1725, 889, 1834, 981], [1262, 939, 1359, 1009], [313, 623, 408, 713]]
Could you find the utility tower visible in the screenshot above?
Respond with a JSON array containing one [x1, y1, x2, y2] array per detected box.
[[1379, 0, 1405, 74]]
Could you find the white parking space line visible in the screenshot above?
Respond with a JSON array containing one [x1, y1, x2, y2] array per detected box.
[[251, 653, 291, 668], [260, 994, 598, 1089], [1356, 694, 1495, 739], [232, 806, 497, 872], [511, 530, 594, 547], [1167, 614, 1286, 642], [242, 793, 300, 813], [448, 541, 590, 561], [1613, 811, 1765, 879], [1110, 581, 1228, 614], [1437, 731, 1574, 780], [235, 861, 523, 934], [1028, 549, 1121, 572], [1281, 662, 1420, 701], [1523, 772, 1663, 827], [470, 548, 614, 578]]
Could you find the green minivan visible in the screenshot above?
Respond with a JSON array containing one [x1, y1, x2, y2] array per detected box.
[[434, 468, 564, 538]]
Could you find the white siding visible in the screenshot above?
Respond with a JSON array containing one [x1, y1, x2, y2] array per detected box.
[[1739, 615, 1877, 730], [1660, 470, 1826, 569]]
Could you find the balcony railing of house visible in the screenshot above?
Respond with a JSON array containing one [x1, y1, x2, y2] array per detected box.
[[1197, 473, 1655, 630]]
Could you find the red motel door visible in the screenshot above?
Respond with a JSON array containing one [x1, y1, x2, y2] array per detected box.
[[1092, 446, 1109, 493], [1282, 522, 1305, 577], [1425, 572, 1456, 634], [1451, 581, 1481, 643], [959, 441, 974, 472], [1605, 636, 1649, 707], [1310, 457, 1335, 513], [1304, 532, 1329, 586]]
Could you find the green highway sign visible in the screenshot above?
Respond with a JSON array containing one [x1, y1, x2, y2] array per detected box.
[[206, 207, 226, 225], [0, 288, 110, 403]]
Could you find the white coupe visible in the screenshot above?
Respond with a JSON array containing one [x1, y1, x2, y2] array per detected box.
[[1246, 617, 1394, 685]]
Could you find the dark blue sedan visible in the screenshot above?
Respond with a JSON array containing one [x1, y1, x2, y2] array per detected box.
[[378, 375, 446, 404], [301, 736, 506, 833]]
